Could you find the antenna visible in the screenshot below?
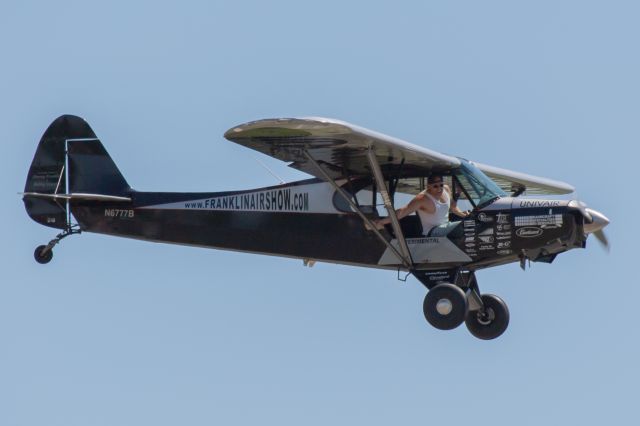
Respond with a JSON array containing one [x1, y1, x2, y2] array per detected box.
[[250, 154, 285, 184]]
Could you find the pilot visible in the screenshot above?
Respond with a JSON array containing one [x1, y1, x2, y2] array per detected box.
[[372, 174, 468, 236]]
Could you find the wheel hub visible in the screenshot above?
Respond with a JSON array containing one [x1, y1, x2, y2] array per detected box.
[[436, 298, 453, 316], [477, 307, 495, 325]]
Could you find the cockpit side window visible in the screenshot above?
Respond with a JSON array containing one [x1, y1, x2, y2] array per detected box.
[[333, 179, 377, 214]]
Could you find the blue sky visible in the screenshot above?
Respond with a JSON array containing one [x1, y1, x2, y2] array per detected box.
[[2, 1, 637, 425]]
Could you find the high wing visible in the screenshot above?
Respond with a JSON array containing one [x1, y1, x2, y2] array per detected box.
[[224, 117, 574, 196], [224, 117, 461, 181], [472, 161, 575, 195]]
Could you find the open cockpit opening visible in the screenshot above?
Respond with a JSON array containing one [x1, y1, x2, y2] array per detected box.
[[333, 159, 507, 237]]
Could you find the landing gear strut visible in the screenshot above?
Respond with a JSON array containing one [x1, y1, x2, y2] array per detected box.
[[33, 225, 81, 265], [416, 270, 510, 340]]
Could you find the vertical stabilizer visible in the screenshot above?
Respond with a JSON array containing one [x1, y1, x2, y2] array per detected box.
[[23, 115, 131, 229]]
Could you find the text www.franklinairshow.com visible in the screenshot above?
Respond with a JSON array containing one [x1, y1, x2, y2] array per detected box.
[[183, 188, 309, 212]]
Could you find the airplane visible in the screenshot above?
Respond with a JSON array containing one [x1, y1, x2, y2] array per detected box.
[[22, 115, 610, 340]]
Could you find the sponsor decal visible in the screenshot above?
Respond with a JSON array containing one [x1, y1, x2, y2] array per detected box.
[[478, 235, 494, 243], [463, 220, 475, 228], [497, 224, 511, 231], [479, 244, 495, 251], [518, 200, 561, 208], [465, 236, 475, 243], [516, 227, 543, 238], [424, 271, 453, 282], [464, 231, 475, 237], [408, 237, 440, 245], [496, 235, 511, 241], [479, 228, 494, 236], [32, 171, 61, 191], [465, 243, 477, 248], [497, 249, 513, 255], [496, 231, 511, 237], [515, 214, 563, 227], [478, 212, 494, 223], [497, 213, 510, 224], [497, 241, 512, 248]]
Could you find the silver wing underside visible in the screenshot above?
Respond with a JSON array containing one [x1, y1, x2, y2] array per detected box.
[[224, 117, 460, 180], [472, 161, 574, 195]]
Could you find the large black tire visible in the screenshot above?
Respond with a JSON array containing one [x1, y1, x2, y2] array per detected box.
[[465, 294, 509, 340], [423, 283, 468, 330], [34, 245, 53, 264]]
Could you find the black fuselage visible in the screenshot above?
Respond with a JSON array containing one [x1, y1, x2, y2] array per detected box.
[[68, 180, 586, 272]]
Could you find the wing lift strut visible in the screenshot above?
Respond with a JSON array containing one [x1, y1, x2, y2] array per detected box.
[[303, 148, 414, 271]]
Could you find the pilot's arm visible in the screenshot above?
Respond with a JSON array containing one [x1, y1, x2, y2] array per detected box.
[[372, 194, 430, 228], [446, 185, 469, 218]]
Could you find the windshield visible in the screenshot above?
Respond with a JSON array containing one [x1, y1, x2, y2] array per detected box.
[[454, 160, 506, 207]]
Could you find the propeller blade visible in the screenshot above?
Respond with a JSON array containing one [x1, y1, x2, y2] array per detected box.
[[593, 229, 610, 252]]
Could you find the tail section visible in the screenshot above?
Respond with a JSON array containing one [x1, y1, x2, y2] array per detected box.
[[23, 115, 131, 229]]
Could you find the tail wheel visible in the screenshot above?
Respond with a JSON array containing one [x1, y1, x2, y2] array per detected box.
[[465, 294, 509, 340], [34, 245, 53, 264], [423, 283, 468, 330]]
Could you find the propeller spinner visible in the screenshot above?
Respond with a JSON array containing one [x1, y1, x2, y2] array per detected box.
[[583, 207, 611, 251]]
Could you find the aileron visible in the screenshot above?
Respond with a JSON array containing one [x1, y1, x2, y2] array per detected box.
[[472, 161, 575, 195]]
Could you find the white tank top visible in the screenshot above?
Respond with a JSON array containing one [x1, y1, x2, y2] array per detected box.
[[417, 190, 450, 235]]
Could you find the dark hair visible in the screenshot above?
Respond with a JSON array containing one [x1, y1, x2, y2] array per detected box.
[[427, 174, 444, 184]]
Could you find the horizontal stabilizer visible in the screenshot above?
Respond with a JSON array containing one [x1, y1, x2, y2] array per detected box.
[[22, 192, 132, 202]]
